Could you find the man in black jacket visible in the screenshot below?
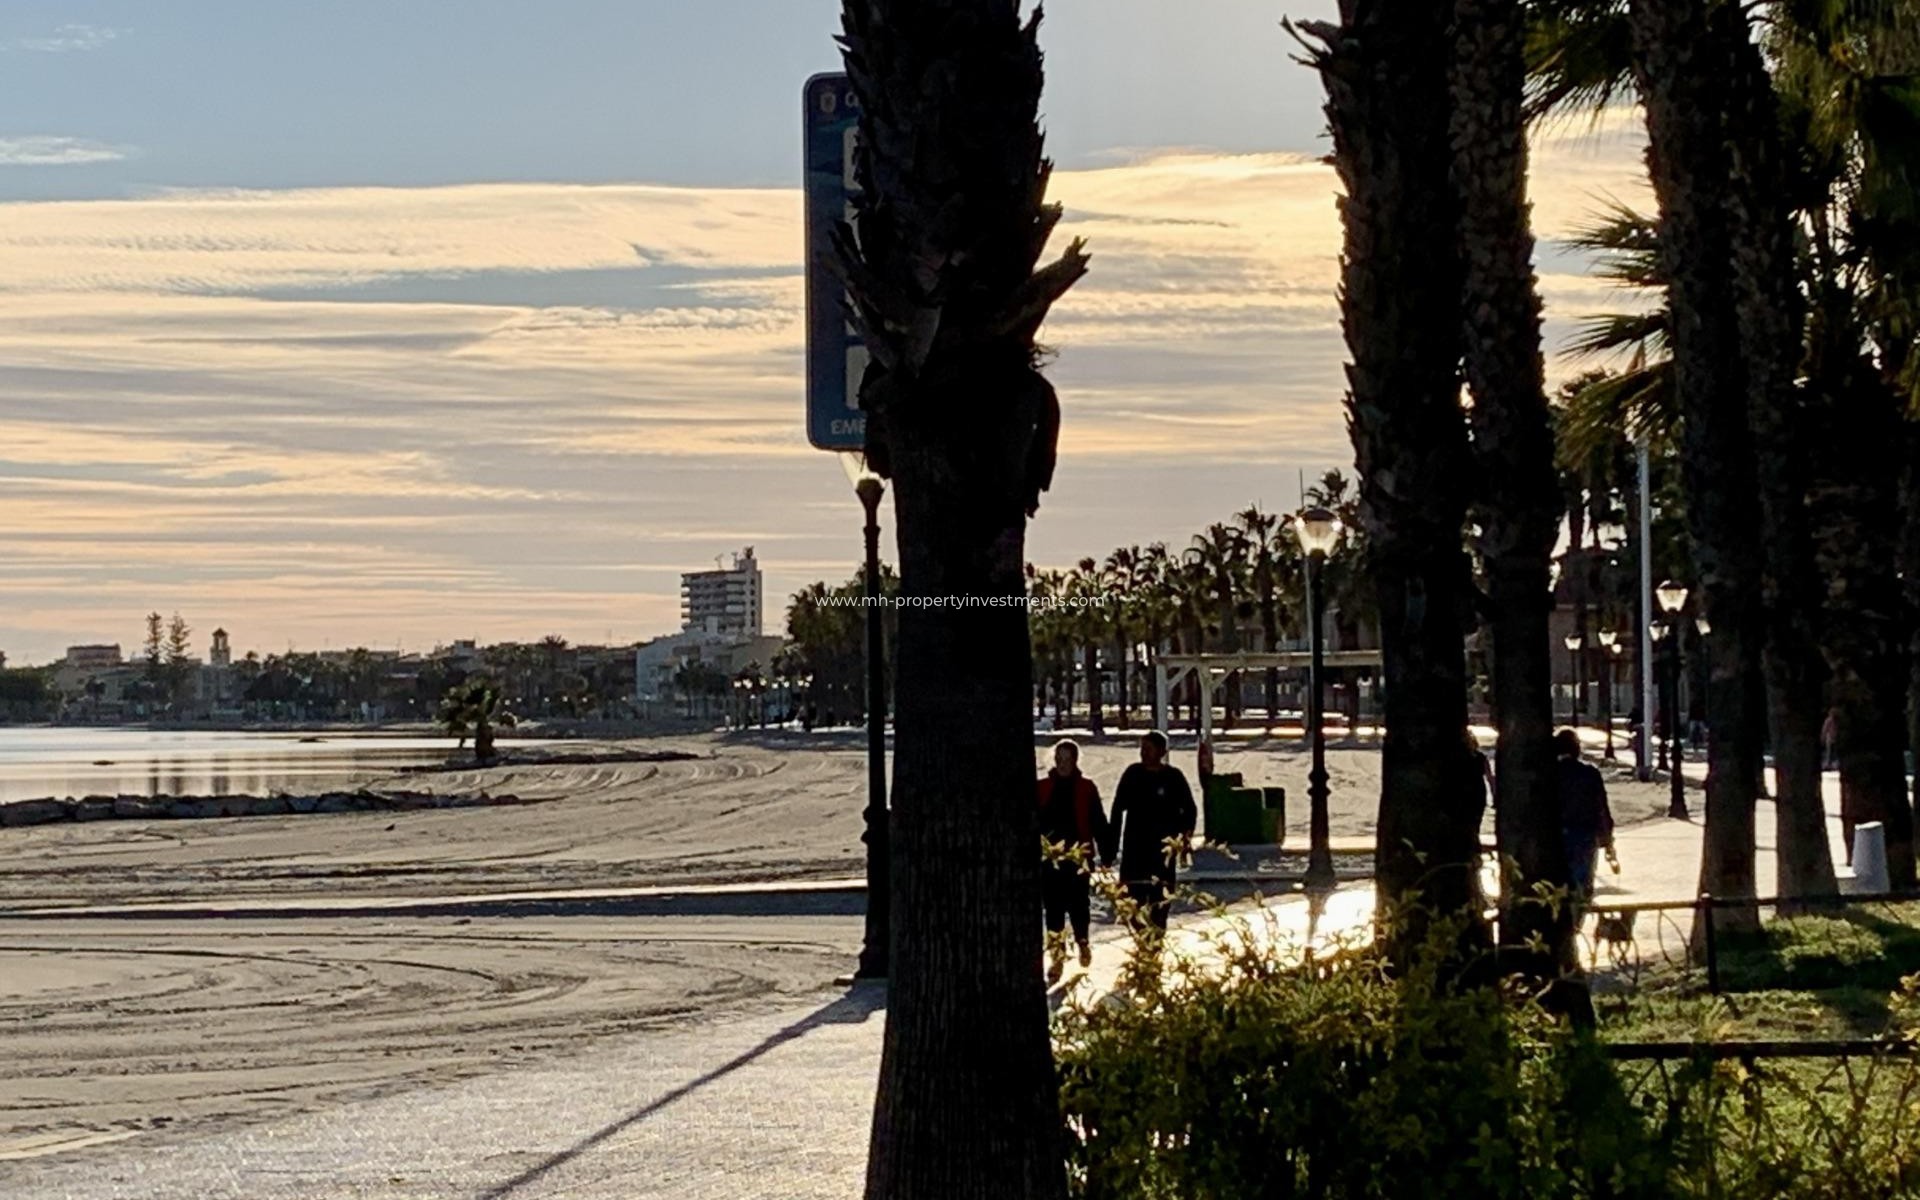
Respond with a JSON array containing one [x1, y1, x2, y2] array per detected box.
[[1557, 728, 1616, 912], [1103, 730, 1197, 936]]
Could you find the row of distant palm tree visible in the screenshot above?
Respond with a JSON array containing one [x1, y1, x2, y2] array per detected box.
[[1024, 470, 1371, 729]]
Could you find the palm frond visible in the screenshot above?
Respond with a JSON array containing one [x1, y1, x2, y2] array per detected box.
[[1555, 365, 1677, 467], [1566, 201, 1664, 288], [1566, 310, 1671, 359], [1524, 1, 1636, 125]]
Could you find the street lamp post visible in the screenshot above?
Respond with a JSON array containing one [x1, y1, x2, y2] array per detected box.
[[1294, 507, 1343, 895], [1563, 633, 1585, 729], [841, 453, 890, 980], [1650, 621, 1671, 774], [1655, 580, 1690, 819], [1597, 631, 1620, 760], [1693, 617, 1711, 752]]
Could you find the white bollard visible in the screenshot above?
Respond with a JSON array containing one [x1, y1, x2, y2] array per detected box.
[[1844, 821, 1890, 895]]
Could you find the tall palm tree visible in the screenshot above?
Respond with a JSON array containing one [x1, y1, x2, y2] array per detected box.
[[1297, 0, 1485, 957], [835, 5, 1088, 1191], [1135, 542, 1179, 725], [1070, 557, 1105, 730], [1026, 564, 1071, 721], [1625, 0, 1776, 929], [1186, 523, 1249, 727], [1451, 0, 1570, 970], [1101, 545, 1144, 728], [1559, 199, 1845, 894], [1174, 554, 1216, 724], [1303, 469, 1374, 651], [1788, 6, 1920, 885], [1235, 505, 1288, 727], [1186, 524, 1247, 653], [1714, 0, 1844, 903]]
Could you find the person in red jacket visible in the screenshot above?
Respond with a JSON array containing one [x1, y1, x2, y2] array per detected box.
[[1037, 738, 1111, 983]]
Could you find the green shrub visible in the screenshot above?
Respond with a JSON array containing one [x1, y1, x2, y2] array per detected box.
[[1054, 901, 1920, 1199]]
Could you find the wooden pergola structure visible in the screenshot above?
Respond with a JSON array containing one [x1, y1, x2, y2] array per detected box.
[[1153, 649, 1383, 741]]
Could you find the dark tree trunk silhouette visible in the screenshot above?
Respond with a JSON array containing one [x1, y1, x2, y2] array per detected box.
[[1811, 356, 1915, 886], [1721, 21, 1837, 899], [1905, 428, 1920, 853], [1300, 0, 1484, 961], [1628, 0, 1765, 931], [836, 3, 1088, 1196], [1449, 0, 1569, 968]]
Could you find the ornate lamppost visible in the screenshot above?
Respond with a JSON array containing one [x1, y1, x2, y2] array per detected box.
[[1597, 630, 1620, 760], [1563, 632, 1585, 729], [1294, 506, 1343, 895], [1692, 616, 1711, 753], [1655, 579, 1690, 819], [841, 452, 890, 980]]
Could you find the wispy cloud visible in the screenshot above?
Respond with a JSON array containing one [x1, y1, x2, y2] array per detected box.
[[0, 136, 129, 166], [3, 24, 125, 53], [0, 129, 1648, 661]]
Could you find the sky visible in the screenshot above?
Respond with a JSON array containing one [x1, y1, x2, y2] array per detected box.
[[0, 1, 1651, 664]]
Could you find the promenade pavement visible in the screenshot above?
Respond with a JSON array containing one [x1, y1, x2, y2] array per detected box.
[[4, 758, 1853, 1199]]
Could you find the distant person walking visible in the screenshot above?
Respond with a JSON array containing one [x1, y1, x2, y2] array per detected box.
[[1105, 730, 1197, 937], [1556, 728, 1616, 911], [1036, 739, 1110, 983]]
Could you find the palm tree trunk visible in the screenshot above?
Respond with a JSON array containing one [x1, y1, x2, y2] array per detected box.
[[1187, 619, 1205, 725], [838, 4, 1085, 1195], [1301, 0, 1483, 961], [1721, 20, 1837, 898], [875, 423, 1062, 1197], [1629, 0, 1766, 931], [1812, 362, 1915, 885], [1216, 586, 1238, 729], [1261, 584, 1281, 728], [1450, 0, 1568, 969], [1906, 429, 1920, 851], [1082, 642, 1101, 731], [1113, 633, 1131, 730]]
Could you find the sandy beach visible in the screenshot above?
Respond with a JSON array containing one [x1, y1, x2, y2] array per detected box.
[[0, 729, 1675, 1166]]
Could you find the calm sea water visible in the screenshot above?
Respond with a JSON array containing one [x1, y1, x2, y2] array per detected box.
[[0, 728, 508, 804]]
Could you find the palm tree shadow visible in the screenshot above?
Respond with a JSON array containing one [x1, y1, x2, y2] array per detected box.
[[475, 985, 886, 1199]]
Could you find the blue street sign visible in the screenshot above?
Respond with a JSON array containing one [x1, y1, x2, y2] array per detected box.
[[804, 73, 868, 451]]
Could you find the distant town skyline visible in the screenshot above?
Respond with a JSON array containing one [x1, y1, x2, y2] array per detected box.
[[0, 4, 1650, 664]]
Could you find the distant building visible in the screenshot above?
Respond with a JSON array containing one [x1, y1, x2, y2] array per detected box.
[[633, 629, 785, 706], [210, 628, 232, 668], [63, 644, 123, 672], [680, 547, 763, 638], [434, 640, 483, 673]]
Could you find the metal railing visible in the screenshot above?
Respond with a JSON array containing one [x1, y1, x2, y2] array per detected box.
[[1581, 888, 1920, 996]]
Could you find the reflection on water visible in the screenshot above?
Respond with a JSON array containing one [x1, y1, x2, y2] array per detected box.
[[0, 728, 520, 804]]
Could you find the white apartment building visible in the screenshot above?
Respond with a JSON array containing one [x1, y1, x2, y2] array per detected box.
[[680, 547, 763, 638]]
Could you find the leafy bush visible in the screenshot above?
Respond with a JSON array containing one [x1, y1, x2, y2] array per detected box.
[[1054, 899, 1920, 1199]]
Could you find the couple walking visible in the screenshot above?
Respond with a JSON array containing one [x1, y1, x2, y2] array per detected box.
[[1034, 731, 1198, 982]]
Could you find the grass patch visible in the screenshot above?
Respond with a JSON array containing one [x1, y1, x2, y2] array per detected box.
[[1598, 901, 1920, 1042]]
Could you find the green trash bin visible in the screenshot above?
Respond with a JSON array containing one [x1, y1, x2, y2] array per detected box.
[[1201, 772, 1242, 841], [1260, 786, 1286, 846], [1213, 787, 1267, 844], [1204, 775, 1287, 845]]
